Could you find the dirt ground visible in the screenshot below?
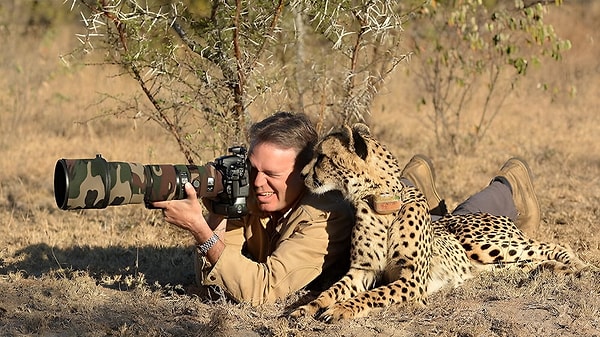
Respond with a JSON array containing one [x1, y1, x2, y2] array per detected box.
[[1, 2, 599, 337]]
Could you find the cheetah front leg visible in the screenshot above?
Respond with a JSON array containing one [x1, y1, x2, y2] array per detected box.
[[318, 278, 427, 322], [290, 268, 377, 319], [294, 197, 434, 322], [291, 200, 387, 319], [320, 242, 433, 323]]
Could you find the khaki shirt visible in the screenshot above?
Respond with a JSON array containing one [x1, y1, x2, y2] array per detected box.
[[197, 190, 354, 305]]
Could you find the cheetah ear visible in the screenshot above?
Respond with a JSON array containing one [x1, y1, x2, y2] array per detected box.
[[352, 123, 371, 137], [339, 125, 353, 147], [350, 123, 369, 160]]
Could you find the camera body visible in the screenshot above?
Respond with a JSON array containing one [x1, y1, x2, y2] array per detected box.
[[206, 146, 250, 218]]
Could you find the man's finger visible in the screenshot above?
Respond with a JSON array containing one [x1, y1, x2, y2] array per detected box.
[[185, 182, 197, 199], [153, 201, 167, 208]]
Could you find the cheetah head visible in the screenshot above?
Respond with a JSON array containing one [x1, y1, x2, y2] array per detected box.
[[301, 123, 387, 202]]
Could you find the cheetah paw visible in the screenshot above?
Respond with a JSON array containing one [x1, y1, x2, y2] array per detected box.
[[319, 304, 356, 323], [289, 302, 321, 319]]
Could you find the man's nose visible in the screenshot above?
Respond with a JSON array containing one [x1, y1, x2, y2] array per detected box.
[[253, 171, 266, 186]]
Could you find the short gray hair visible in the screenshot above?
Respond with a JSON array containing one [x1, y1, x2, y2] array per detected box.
[[248, 111, 318, 169]]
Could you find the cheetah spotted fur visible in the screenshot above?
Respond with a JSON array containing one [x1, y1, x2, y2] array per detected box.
[[290, 123, 591, 322]]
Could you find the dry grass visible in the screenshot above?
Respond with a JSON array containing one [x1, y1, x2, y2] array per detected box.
[[1, 2, 599, 336]]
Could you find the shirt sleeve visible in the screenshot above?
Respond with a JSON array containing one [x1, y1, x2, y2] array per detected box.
[[200, 203, 351, 305]]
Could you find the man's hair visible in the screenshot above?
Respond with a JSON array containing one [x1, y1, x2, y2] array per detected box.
[[248, 111, 318, 170]]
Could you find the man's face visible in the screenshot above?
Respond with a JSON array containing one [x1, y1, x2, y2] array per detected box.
[[249, 142, 305, 214]]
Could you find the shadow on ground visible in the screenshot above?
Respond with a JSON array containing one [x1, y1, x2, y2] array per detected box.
[[1, 243, 197, 287]]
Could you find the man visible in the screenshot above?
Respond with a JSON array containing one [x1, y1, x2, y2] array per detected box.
[[153, 112, 354, 305], [156, 111, 541, 305]]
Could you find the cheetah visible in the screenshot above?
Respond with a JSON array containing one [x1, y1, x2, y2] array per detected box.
[[290, 123, 591, 322]]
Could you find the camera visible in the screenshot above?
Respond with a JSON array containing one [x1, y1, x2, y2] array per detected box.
[[53, 147, 250, 218]]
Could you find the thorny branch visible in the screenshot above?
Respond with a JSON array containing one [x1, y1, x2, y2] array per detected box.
[[94, 0, 197, 164]]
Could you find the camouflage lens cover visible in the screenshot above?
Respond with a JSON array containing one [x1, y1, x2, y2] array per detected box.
[[54, 155, 219, 210]]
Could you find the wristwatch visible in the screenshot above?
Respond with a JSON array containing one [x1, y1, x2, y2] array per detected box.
[[197, 233, 219, 256]]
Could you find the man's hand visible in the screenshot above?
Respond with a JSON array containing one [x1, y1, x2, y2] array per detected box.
[[153, 182, 206, 235], [153, 182, 225, 263]]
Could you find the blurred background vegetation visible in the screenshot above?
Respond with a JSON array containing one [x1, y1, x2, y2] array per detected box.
[[0, 0, 580, 160]]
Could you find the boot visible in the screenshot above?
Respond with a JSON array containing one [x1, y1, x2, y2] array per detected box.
[[401, 155, 447, 216], [495, 158, 541, 235]]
